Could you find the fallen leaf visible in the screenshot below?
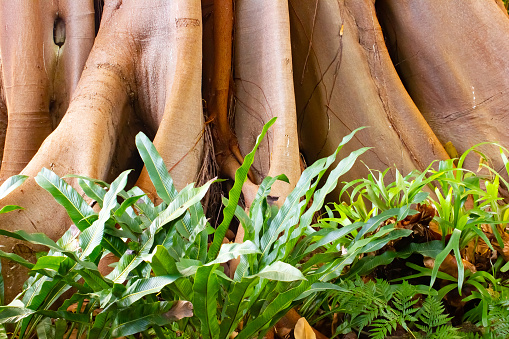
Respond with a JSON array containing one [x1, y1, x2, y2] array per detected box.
[[423, 254, 476, 278], [294, 317, 316, 339], [164, 300, 193, 321]]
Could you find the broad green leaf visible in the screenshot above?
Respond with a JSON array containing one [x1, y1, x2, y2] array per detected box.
[[37, 309, 89, 324], [346, 241, 445, 277], [0, 229, 96, 270], [358, 229, 412, 253], [116, 275, 180, 308], [194, 265, 220, 339], [89, 310, 114, 338], [35, 168, 95, 231], [114, 194, 145, 218], [78, 269, 111, 291], [106, 179, 214, 283], [31, 256, 67, 272], [236, 278, 313, 339], [430, 229, 462, 289], [298, 147, 370, 233], [149, 246, 179, 276], [209, 241, 260, 265], [0, 250, 35, 269], [0, 175, 28, 199], [354, 207, 411, 241], [0, 300, 35, 324], [111, 301, 180, 337], [501, 260, 509, 272], [295, 282, 350, 300], [260, 128, 366, 266], [254, 261, 305, 282], [79, 170, 131, 259], [149, 245, 193, 299], [176, 259, 202, 277], [136, 132, 178, 203], [304, 223, 360, 255], [219, 277, 259, 339], [248, 174, 289, 244], [78, 178, 106, 207], [36, 317, 54, 339], [319, 226, 403, 281], [208, 117, 276, 261]]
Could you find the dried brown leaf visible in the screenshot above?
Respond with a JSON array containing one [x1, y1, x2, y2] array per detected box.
[[163, 300, 193, 321], [294, 317, 316, 339]]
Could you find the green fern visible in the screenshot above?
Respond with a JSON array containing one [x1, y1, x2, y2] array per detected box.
[[369, 281, 418, 339], [415, 296, 459, 338], [487, 298, 509, 338], [369, 308, 399, 339]]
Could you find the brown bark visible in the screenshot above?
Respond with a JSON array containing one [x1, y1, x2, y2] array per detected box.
[[377, 0, 509, 174], [289, 0, 449, 195], [0, 0, 205, 303], [234, 0, 301, 204], [0, 1, 95, 179]]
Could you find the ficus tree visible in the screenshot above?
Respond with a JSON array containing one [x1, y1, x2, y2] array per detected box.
[[0, 0, 508, 308]]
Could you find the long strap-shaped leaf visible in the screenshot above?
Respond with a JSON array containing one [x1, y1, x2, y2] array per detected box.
[[111, 301, 176, 337], [219, 277, 259, 339], [208, 117, 276, 261], [271, 147, 370, 265], [236, 278, 313, 339], [79, 170, 131, 259], [194, 264, 220, 339], [35, 168, 95, 232], [116, 275, 180, 308], [0, 229, 95, 270], [0, 175, 28, 200], [149, 245, 193, 299], [106, 179, 215, 283], [136, 132, 178, 203], [259, 128, 364, 266]]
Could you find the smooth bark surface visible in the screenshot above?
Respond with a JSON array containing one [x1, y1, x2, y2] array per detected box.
[[290, 0, 449, 191], [377, 0, 509, 172]]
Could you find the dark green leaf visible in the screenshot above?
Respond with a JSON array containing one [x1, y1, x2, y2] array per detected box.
[[136, 132, 178, 203], [219, 277, 259, 339], [0, 250, 35, 269], [35, 168, 95, 232], [116, 275, 180, 308], [208, 117, 276, 261], [111, 301, 181, 337], [193, 265, 220, 339]]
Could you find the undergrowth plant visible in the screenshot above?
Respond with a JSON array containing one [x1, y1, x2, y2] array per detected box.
[[1, 122, 508, 338], [300, 143, 509, 338], [0, 118, 371, 338], [299, 277, 464, 338]]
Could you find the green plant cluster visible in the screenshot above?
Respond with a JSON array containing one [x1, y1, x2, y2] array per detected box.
[[299, 143, 509, 337], [0, 119, 508, 338], [0, 118, 370, 338]]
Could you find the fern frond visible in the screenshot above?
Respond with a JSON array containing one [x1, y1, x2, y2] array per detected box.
[[369, 307, 399, 339], [487, 298, 509, 338], [415, 296, 456, 338]]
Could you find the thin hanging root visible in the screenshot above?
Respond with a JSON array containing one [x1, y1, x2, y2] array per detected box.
[[209, 0, 255, 184]]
